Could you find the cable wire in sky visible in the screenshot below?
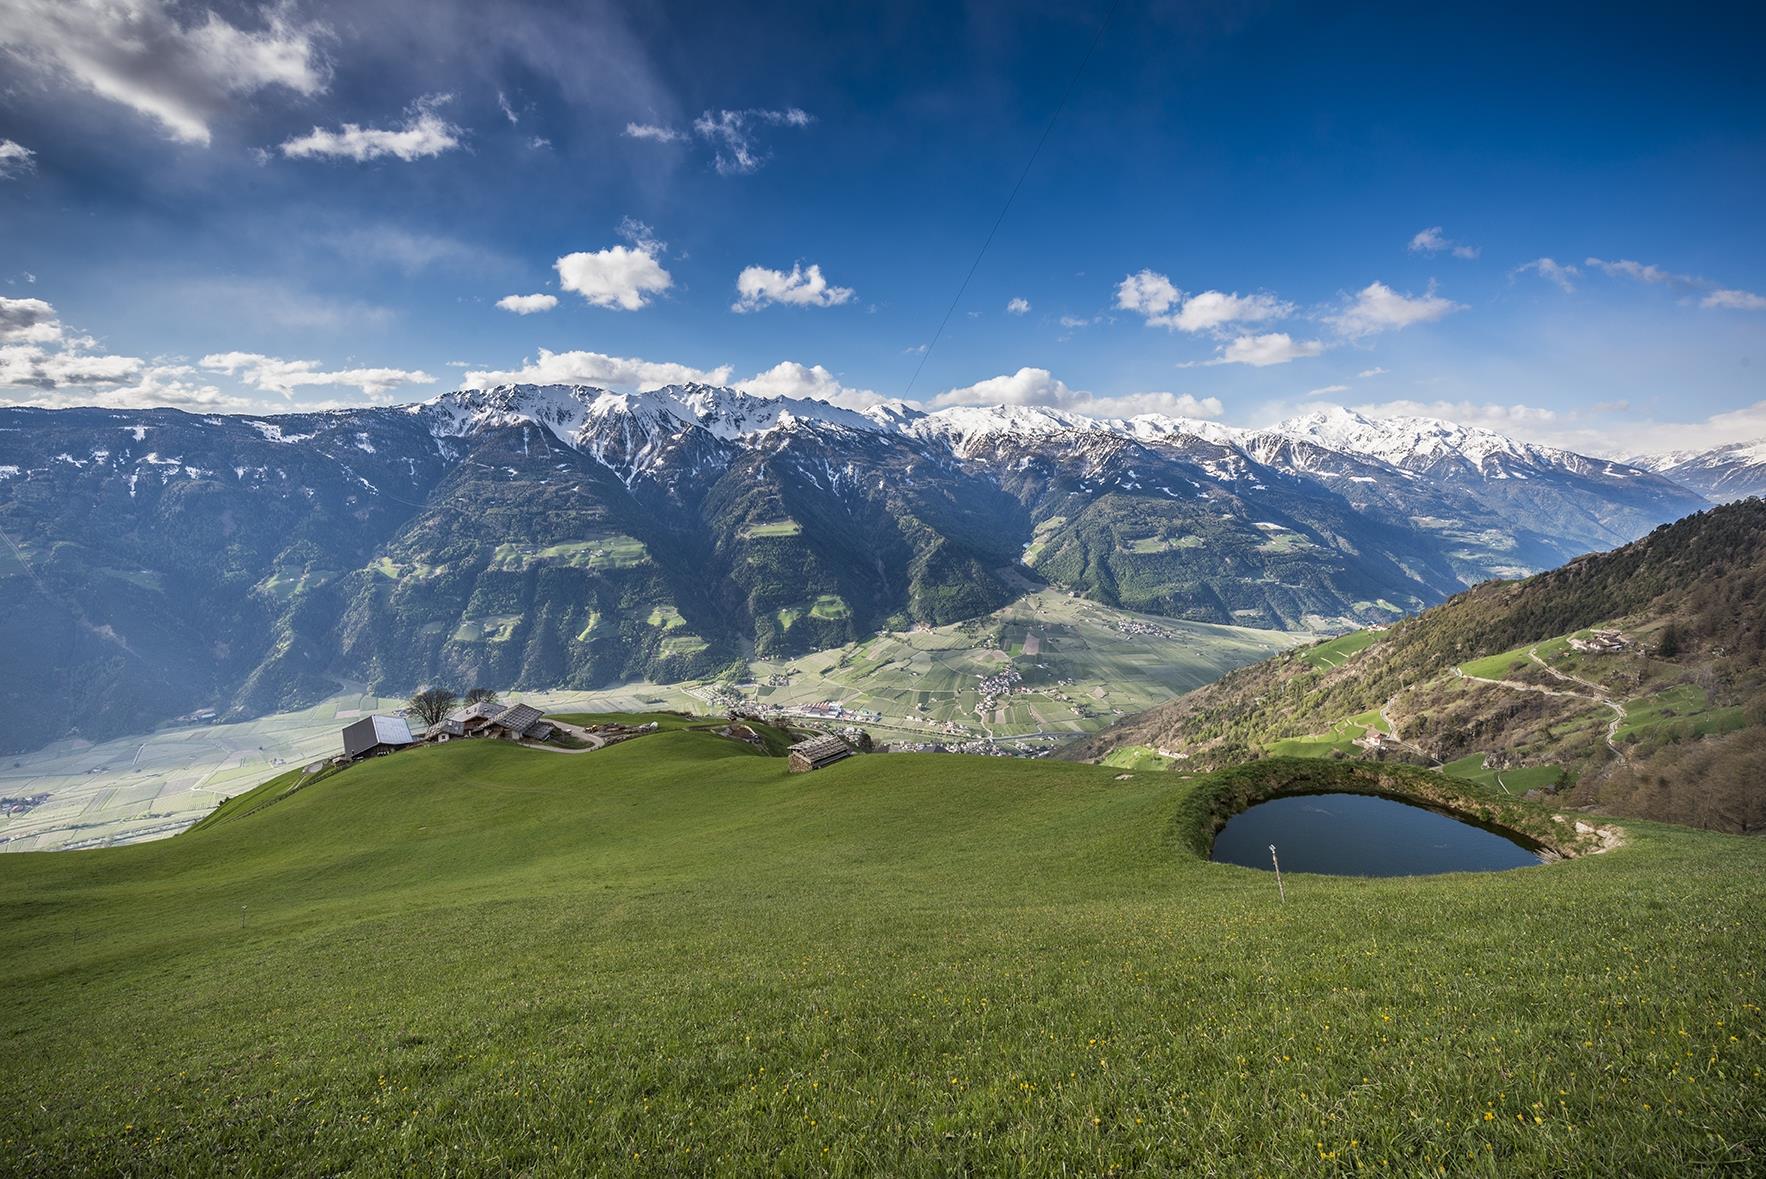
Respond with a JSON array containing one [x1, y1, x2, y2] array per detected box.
[[902, 0, 1125, 400]]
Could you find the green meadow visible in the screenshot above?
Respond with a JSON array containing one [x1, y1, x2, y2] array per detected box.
[[1, 734, 1761, 1175]]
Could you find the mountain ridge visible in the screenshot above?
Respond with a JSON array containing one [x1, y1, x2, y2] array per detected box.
[[0, 385, 1712, 752]]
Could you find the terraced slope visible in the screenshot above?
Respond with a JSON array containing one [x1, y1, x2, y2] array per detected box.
[[1, 735, 1761, 1174]]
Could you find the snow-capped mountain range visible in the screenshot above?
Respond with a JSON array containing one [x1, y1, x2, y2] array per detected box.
[[1628, 438, 1766, 503], [0, 385, 1721, 751], [413, 384, 1664, 487]]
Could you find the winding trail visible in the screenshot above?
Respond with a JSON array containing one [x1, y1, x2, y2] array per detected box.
[[1452, 646, 1628, 761], [515, 721, 607, 754]]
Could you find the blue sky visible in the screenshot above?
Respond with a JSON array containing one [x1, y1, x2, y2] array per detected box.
[[1, 0, 1763, 454]]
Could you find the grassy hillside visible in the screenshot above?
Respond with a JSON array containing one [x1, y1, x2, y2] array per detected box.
[[1068, 501, 1766, 833], [2, 734, 1762, 1175]]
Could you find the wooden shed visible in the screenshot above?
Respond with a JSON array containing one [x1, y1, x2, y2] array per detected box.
[[787, 734, 852, 773]]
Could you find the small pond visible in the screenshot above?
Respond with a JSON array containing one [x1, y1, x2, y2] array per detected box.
[[1210, 792, 1546, 877]]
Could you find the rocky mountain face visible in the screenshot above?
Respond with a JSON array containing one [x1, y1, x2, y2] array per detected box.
[[1630, 438, 1766, 503], [0, 387, 1709, 751]]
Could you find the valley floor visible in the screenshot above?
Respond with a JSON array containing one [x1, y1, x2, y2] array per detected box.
[[2, 592, 1294, 852], [0, 736, 1760, 1175]]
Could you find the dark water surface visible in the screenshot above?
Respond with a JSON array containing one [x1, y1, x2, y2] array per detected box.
[[1210, 792, 1546, 877]]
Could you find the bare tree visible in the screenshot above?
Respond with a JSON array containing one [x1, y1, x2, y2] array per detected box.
[[464, 687, 500, 706], [408, 688, 458, 730]]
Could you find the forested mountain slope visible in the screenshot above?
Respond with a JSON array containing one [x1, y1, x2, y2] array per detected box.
[[1068, 499, 1766, 831]]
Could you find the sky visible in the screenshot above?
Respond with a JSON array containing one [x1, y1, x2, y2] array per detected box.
[[1, 0, 1763, 456]]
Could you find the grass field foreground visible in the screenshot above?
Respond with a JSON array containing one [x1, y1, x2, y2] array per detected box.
[[1, 735, 1761, 1175]]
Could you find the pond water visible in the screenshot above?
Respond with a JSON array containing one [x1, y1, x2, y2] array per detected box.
[[1210, 792, 1546, 877]]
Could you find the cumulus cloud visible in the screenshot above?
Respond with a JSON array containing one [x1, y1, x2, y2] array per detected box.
[[623, 121, 687, 143], [0, 345, 249, 410], [280, 94, 461, 162], [0, 139, 35, 178], [1115, 269, 1291, 333], [1358, 366, 1388, 378], [200, 352, 434, 399], [0, 0, 328, 145], [496, 293, 558, 315], [1408, 227, 1480, 260], [0, 296, 63, 344], [930, 366, 1223, 420], [555, 221, 671, 311], [732, 263, 854, 313], [1324, 281, 1462, 337], [462, 348, 732, 392], [1006, 297, 1030, 315], [738, 361, 879, 409], [1190, 332, 1326, 367], [1512, 257, 1579, 293]]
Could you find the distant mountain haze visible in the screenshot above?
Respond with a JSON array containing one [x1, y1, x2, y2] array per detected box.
[[0, 386, 1717, 752]]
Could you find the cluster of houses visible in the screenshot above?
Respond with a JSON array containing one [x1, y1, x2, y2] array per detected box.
[[1569, 629, 1628, 654], [338, 700, 554, 762]]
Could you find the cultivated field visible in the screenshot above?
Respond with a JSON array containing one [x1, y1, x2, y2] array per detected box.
[[2, 592, 1295, 851], [724, 590, 1298, 748]]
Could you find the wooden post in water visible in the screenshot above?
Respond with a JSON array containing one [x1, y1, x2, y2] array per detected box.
[[1269, 844, 1285, 903]]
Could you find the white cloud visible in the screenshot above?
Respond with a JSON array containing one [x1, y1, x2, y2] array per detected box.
[[623, 121, 687, 143], [0, 344, 250, 410], [463, 348, 731, 392], [0, 296, 63, 344], [556, 223, 671, 311], [1197, 332, 1326, 367], [280, 94, 461, 163], [1408, 227, 1480, 260], [931, 366, 1223, 419], [1512, 257, 1579, 293], [1307, 384, 1350, 398], [1115, 270, 1290, 332], [1006, 297, 1030, 315], [1584, 257, 1691, 287], [496, 293, 558, 315], [497, 90, 519, 125], [1701, 288, 1766, 311], [738, 361, 878, 409], [691, 107, 812, 174], [0, 0, 327, 145], [0, 139, 35, 178], [732, 263, 854, 313], [200, 352, 435, 400], [1580, 256, 1766, 312], [1324, 281, 1462, 337], [1357, 366, 1388, 378]]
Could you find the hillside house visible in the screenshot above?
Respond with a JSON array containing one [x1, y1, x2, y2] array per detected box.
[[341, 714, 417, 760], [1570, 629, 1628, 654], [425, 718, 465, 742], [455, 699, 510, 735], [788, 734, 852, 773], [486, 702, 552, 741]]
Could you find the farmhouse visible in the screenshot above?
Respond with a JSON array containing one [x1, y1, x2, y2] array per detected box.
[[425, 718, 465, 742], [341, 714, 417, 760], [455, 699, 511, 735], [485, 702, 553, 740], [788, 733, 852, 773], [1570, 629, 1628, 654]]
